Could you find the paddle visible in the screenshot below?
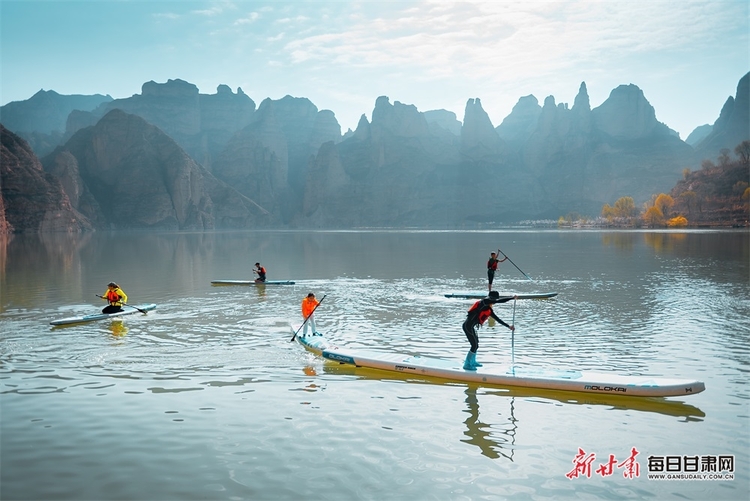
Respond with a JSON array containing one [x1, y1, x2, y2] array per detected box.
[[290, 294, 327, 342], [95, 294, 148, 314], [498, 249, 533, 281], [511, 297, 517, 368]]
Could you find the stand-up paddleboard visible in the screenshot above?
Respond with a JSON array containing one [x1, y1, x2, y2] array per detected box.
[[444, 292, 558, 299], [50, 304, 157, 326], [293, 330, 704, 398], [211, 280, 295, 286]]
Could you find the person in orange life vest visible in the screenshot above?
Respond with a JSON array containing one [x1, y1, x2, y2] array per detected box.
[[462, 290, 515, 370], [487, 251, 507, 292], [254, 262, 266, 282], [101, 282, 128, 314], [301, 293, 321, 336]]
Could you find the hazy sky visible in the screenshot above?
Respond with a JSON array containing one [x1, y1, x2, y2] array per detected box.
[[1, 0, 748, 139]]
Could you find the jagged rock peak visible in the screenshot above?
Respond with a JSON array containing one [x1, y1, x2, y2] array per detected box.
[[592, 84, 666, 139], [141, 79, 199, 97], [353, 114, 371, 140], [695, 71, 750, 155], [371, 96, 429, 137], [462, 97, 503, 155], [496, 95, 542, 144], [573, 82, 590, 112]]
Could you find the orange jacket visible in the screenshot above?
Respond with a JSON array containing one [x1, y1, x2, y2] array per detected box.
[[301, 297, 319, 318]]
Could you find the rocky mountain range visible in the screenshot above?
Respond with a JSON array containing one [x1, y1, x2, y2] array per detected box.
[[1, 72, 748, 232]]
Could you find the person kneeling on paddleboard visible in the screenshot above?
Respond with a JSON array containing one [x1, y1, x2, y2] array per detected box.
[[254, 263, 266, 282], [101, 282, 128, 314], [462, 290, 515, 370]]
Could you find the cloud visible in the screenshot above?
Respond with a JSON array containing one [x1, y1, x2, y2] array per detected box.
[[273, 0, 745, 88]]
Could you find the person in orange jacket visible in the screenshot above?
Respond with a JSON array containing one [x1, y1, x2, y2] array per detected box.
[[301, 292, 321, 336], [101, 282, 128, 314]]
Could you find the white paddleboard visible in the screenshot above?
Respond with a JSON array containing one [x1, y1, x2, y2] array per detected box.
[[50, 304, 157, 326], [211, 280, 296, 285], [294, 330, 704, 398], [444, 292, 558, 299]]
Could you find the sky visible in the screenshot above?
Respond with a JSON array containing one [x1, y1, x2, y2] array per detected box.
[[1, 0, 748, 139]]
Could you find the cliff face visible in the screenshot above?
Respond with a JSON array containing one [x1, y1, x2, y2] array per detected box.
[[695, 72, 750, 160], [42, 110, 274, 230], [1, 124, 91, 233], [64, 79, 258, 171], [511, 82, 696, 217], [3, 74, 747, 229], [211, 95, 341, 223]]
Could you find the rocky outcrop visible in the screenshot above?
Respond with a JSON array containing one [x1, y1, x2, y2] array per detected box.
[[211, 95, 341, 222], [0, 90, 112, 157], [496, 95, 542, 148], [42, 110, 273, 230], [6, 74, 745, 229], [686, 124, 713, 146], [515, 82, 695, 217], [592, 84, 676, 139], [461, 98, 506, 161], [423, 109, 462, 136], [695, 72, 750, 159], [1, 124, 91, 233], [66, 79, 258, 171]]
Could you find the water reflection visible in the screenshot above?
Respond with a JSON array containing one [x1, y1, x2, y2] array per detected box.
[[320, 362, 705, 413], [108, 320, 129, 337], [462, 387, 517, 461], [601, 232, 636, 250]]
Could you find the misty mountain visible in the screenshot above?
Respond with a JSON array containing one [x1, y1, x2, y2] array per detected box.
[[1, 72, 747, 232], [0, 89, 112, 158], [40, 109, 274, 230], [65, 79, 258, 172], [694, 73, 750, 159]]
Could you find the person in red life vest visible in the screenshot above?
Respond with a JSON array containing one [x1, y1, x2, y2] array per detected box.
[[462, 290, 515, 370], [301, 292, 321, 336], [487, 250, 507, 292], [254, 262, 266, 282], [101, 282, 128, 314]]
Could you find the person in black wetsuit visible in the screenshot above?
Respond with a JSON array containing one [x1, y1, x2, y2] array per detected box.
[[462, 290, 515, 370], [487, 250, 507, 292]]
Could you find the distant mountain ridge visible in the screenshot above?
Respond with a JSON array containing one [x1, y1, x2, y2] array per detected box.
[[1, 72, 748, 232]]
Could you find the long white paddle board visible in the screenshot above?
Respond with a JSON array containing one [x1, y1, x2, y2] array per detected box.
[[444, 292, 558, 299], [294, 330, 704, 398], [211, 280, 295, 285], [50, 304, 157, 326]]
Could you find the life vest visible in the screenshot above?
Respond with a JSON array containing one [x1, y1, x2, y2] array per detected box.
[[302, 298, 319, 317], [468, 300, 492, 324], [487, 258, 498, 271], [106, 289, 121, 304]]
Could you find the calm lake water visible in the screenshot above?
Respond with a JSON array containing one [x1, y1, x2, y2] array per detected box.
[[1, 229, 748, 501]]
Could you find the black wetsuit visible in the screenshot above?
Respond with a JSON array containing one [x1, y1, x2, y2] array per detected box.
[[462, 297, 512, 352]]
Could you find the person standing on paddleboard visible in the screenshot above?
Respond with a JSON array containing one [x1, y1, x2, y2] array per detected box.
[[254, 263, 266, 282], [487, 250, 507, 292], [101, 282, 128, 314], [462, 290, 515, 370], [301, 293, 321, 336]]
